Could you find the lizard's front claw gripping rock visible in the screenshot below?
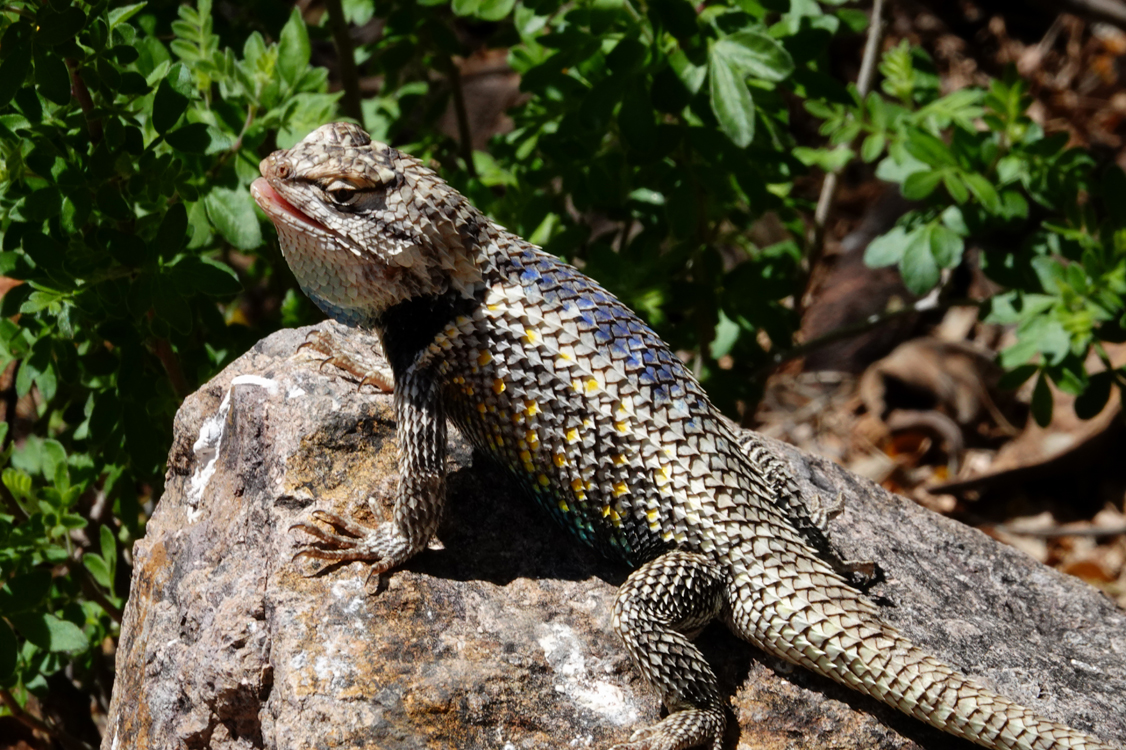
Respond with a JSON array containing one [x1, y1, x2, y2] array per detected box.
[[252, 122, 1119, 750]]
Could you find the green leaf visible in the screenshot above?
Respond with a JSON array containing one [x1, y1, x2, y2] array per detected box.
[[152, 63, 192, 134], [899, 225, 939, 294], [860, 133, 885, 163], [8, 611, 89, 653], [32, 43, 71, 104], [154, 203, 189, 258], [708, 55, 755, 148], [902, 169, 943, 199], [963, 171, 1002, 213], [165, 122, 212, 153], [903, 129, 956, 167], [152, 273, 192, 334], [1031, 371, 1053, 427], [929, 222, 964, 268], [205, 186, 263, 250], [108, 3, 147, 30], [1074, 370, 1113, 419], [0, 619, 16, 680], [476, 0, 516, 21], [712, 30, 794, 82], [170, 256, 242, 296], [100, 524, 117, 581], [36, 7, 87, 46], [0, 38, 32, 110], [0, 569, 52, 615], [669, 49, 706, 95], [864, 226, 907, 268], [84, 554, 112, 589], [277, 8, 311, 88]]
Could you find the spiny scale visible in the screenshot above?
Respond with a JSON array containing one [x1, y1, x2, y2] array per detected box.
[[251, 122, 1118, 750]]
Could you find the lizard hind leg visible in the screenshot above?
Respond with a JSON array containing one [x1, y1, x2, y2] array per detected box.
[[610, 551, 729, 750]]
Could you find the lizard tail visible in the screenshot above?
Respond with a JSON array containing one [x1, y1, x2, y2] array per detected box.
[[822, 623, 1116, 750], [728, 562, 1117, 750]]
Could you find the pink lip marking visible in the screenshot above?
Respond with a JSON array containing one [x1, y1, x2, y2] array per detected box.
[[251, 178, 331, 233]]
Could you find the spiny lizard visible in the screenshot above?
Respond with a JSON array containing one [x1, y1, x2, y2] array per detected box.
[[251, 122, 1118, 750]]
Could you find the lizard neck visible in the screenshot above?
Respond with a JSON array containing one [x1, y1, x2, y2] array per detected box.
[[374, 289, 483, 378]]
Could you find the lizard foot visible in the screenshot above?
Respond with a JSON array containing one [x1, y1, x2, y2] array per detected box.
[[290, 509, 409, 573], [298, 329, 394, 393], [608, 710, 724, 750]]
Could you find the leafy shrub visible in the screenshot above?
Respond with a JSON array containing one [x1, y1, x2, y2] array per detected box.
[[0, 0, 336, 735], [2, 0, 1124, 743]]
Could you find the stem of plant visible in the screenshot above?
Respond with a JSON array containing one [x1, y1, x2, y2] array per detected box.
[[446, 57, 477, 179], [324, 0, 365, 128], [800, 0, 887, 314]]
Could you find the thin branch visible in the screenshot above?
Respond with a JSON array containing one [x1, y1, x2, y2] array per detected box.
[[751, 297, 983, 383], [324, 0, 365, 127], [66, 59, 102, 144], [800, 0, 887, 312], [0, 689, 96, 750], [1053, 0, 1126, 29], [445, 58, 477, 178], [991, 523, 1126, 538], [150, 334, 191, 401]]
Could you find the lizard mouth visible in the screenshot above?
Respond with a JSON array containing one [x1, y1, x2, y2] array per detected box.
[[251, 178, 331, 233]]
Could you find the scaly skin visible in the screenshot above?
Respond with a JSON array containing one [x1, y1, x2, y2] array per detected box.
[[251, 122, 1118, 750]]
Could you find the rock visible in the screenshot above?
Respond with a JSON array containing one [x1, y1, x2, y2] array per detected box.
[[103, 321, 1126, 750]]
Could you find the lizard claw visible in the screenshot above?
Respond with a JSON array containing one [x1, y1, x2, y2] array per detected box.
[[297, 330, 394, 393], [289, 509, 410, 573]]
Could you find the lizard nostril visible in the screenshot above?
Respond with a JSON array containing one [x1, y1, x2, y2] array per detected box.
[[276, 163, 291, 179]]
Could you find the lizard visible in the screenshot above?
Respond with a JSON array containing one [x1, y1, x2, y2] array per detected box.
[[250, 121, 1118, 750]]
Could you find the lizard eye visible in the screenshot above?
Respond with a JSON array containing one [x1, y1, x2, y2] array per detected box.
[[325, 181, 362, 206]]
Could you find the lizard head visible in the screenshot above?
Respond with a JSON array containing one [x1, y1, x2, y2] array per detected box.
[[251, 122, 485, 327]]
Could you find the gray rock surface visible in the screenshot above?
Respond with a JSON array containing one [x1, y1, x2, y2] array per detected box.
[[103, 320, 1126, 750]]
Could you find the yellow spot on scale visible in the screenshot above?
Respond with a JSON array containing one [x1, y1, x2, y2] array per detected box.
[[601, 505, 612, 517], [487, 304, 500, 311], [523, 328, 539, 344], [559, 351, 574, 362], [525, 430, 539, 447], [558, 500, 570, 513], [524, 400, 540, 416], [477, 351, 492, 366], [571, 477, 583, 492], [572, 379, 583, 393], [492, 379, 506, 394], [613, 453, 626, 466], [538, 473, 551, 487], [612, 481, 629, 497], [554, 452, 567, 467], [615, 421, 628, 433], [566, 428, 579, 443], [477, 403, 487, 414], [520, 450, 532, 464], [465, 386, 475, 396], [585, 378, 599, 394]]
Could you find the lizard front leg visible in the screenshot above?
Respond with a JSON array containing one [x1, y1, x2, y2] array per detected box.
[[611, 551, 728, 750], [292, 371, 446, 574]]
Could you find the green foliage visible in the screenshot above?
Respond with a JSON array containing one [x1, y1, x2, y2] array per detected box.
[[0, 0, 336, 725], [809, 45, 1126, 425], [360, 0, 865, 414], [3, 0, 1125, 740]]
